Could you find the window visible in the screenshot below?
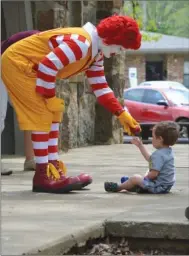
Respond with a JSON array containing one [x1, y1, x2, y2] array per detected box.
[[164, 89, 189, 105], [143, 89, 165, 104], [124, 89, 145, 102], [184, 75, 189, 89]]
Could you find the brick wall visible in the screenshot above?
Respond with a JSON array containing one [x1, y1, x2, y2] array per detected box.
[[166, 54, 184, 83], [124, 54, 185, 87], [125, 55, 145, 88]]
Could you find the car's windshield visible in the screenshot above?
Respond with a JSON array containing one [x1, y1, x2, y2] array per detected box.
[[164, 89, 189, 105]]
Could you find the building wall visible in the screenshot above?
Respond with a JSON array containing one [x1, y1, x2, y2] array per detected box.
[[124, 53, 185, 88], [166, 54, 184, 83], [2, 1, 28, 37], [125, 54, 146, 88]]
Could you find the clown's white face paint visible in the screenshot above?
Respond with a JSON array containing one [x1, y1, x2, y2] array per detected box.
[[99, 39, 122, 58]]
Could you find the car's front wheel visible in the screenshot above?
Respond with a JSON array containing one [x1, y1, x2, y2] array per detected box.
[[177, 118, 189, 138]]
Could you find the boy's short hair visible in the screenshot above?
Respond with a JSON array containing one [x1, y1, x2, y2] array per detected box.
[[154, 121, 180, 146]]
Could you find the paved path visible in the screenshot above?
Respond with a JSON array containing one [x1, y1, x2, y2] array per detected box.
[[1, 144, 189, 255]]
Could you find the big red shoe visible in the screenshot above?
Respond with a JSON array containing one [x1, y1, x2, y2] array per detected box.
[[32, 163, 82, 193], [50, 160, 93, 189], [49, 160, 67, 177], [77, 173, 93, 188]]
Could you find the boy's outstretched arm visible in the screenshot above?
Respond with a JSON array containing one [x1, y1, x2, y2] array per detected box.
[[131, 137, 150, 162]]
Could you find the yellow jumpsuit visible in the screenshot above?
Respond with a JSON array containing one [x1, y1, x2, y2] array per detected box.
[[1, 26, 97, 132]]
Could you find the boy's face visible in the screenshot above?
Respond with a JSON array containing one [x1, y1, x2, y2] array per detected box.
[[152, 128, 164, 149]]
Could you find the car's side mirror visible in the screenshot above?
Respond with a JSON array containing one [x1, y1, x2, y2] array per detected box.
[[157, 100, 169, 107]]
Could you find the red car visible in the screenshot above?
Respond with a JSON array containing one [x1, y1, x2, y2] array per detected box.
[[124, 86, 189, 138]]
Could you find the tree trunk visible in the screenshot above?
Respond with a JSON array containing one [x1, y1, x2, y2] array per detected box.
[[56, 78, 79, 152], [53, 1, 68, 28], [82, 1, 97, 25], [75, 1, 97, 147], [52, 1, 73, 152], [95, 0, 125, 145]]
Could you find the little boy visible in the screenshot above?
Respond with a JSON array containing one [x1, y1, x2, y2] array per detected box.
[[104, 121, 180, 194]]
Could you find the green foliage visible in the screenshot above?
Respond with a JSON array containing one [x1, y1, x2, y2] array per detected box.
[[146, 20, 158, 32], [166, 1, 189, 37], [124, 0, 189, 38], [123, 0, 161, 42], [142, 33, 161, 42], [124, 0, 143, 28]]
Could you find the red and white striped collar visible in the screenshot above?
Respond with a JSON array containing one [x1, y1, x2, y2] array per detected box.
[[82, 22, 99, 59]]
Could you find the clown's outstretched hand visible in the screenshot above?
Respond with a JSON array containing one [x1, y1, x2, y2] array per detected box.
[[117, 111, 141, 136]]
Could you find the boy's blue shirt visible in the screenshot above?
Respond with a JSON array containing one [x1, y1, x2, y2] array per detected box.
[[149, 147, 175, 186]]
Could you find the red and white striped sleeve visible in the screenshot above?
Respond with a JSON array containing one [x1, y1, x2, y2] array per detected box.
[[36, 34, 90, 98], [85, 52, 124, 116]]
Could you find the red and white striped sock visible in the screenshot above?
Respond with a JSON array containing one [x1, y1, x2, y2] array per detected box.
[[31, 132, 49, 165], [48, 122, 59, 163]]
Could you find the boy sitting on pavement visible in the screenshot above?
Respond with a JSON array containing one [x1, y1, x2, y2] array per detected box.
[[104, 121, 180, 194]]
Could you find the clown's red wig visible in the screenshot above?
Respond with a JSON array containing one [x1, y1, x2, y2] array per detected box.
[[96, 15, 141, 50]]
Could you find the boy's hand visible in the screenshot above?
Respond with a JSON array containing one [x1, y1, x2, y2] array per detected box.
[[131, 137, 143, 147], [145, 169, 159, 180], [144, 169, 149, 178], [131, 137, 150, 162]]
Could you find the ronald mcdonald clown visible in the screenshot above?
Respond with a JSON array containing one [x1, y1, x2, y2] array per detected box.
[[1, 15, 142, 194]]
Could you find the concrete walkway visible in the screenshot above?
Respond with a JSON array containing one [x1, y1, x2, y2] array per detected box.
[[1, 144, 189, 255]]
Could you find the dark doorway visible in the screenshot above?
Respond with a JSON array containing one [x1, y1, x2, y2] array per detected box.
[[146, 61, 163, 81]]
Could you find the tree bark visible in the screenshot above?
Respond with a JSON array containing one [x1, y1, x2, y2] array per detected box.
[[53, 1, 68, 28], [67, 1, 81, 26], [82, 1, 97, 25], [76, 1, 97, 147], [95, 0, 126, 145], [52, 1, 72, 152]]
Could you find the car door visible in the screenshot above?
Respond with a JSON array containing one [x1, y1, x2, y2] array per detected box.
[[124, 88, 145, 122], [141, 89, 173, 122]]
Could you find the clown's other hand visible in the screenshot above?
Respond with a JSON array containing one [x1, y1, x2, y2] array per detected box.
[[45, 97, 65, 112], [117, 111, 141, 136]]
